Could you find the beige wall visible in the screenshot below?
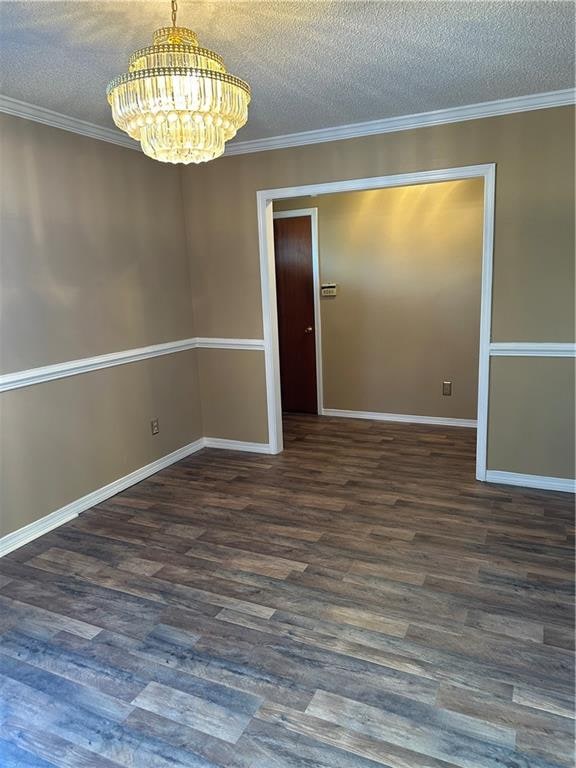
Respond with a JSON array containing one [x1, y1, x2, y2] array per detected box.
[[1, 105, 574, 540], [0, 351, 202, 536], [276, 180, 484, 419], [182, 106, 575, 477], [183, 107, 574, 342], [0, 114, 195, 373], [198, 349, 268, 443], [488, 357, 575, 478], [0, 114, 202, 536]]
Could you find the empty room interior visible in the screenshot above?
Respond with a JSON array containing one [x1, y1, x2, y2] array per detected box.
[[272, 180, 483, 433], [0, 2, 574, 767]]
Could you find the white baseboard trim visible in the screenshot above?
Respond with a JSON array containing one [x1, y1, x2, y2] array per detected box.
[[203, 437, 275, 454], [322, 408, 477, 428], [0, 505, 82, 560], [485, 470, 576, 493], [0, 438, 205, 558], [3, 431, 572, 558], [0, 436, 274, 557]]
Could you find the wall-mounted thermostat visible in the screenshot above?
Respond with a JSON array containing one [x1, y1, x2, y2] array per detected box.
[[321, 283, 338, 297]]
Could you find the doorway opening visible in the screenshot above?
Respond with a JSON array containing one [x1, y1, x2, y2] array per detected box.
[[257, 165, 496, 481]]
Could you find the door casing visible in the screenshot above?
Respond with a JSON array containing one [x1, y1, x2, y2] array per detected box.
[[256, 163, 496, 485]]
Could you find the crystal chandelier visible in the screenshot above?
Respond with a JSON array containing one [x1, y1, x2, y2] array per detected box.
[[107, 0, 250, 164]]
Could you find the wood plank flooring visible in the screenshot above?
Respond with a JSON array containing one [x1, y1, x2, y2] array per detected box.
[[0, 414, 574, 767]]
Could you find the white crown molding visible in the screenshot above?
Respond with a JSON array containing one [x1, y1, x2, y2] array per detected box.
[[490, 342, 576, 357], [0, 337, 265, 393], [0, 94, 138, 151], [485, 470, 575, 494], [225, 89, 575, 156], [322, 408, 477, 428], [1, 89, 573, 158]]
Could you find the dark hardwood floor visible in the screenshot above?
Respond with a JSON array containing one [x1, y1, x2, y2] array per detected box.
[[0, 415, 574, 767]]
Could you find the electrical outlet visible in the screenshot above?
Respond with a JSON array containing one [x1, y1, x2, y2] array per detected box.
[[150, 418, 160, 435], [442, 381, 452, 396]]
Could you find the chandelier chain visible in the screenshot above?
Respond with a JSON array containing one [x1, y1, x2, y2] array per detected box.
[[171, 0, 178, 27]]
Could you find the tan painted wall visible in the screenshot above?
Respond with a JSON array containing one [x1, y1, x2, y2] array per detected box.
[[0, 351, 202, 536], [1, 105, 574, 540], [182, 106, 575, 477], [276, 180, 484, 419], [198, 349, 268, 443], [0, 115, 202, 536], [488, 357, 575, 478], [183, 107, 574, 342], [0, 114, 195, 373]]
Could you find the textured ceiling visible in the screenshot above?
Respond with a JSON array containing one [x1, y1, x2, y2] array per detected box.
[[0, 1, 574, 143]]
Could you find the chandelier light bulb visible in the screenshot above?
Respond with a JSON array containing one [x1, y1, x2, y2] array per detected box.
[[106, 1, 250, 164]]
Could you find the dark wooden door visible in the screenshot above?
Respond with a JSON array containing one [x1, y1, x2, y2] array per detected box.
[[273, 215, 318, 414]]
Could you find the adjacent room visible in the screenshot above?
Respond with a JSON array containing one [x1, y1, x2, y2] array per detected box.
[[0, 2, 574, 767], [272, 179, 484, 435]]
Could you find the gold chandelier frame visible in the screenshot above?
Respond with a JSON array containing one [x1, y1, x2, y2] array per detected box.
[[106, 1, 251, 164]]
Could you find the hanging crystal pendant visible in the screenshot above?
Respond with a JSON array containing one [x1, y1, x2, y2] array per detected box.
[[106, 2, 250, 164]]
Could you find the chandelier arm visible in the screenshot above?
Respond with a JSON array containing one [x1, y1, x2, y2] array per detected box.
[[171, 0, 178, 27]]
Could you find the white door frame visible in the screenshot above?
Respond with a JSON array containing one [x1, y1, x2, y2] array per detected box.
[[256, 163, 496, 482], [272, 208, 323, 415]]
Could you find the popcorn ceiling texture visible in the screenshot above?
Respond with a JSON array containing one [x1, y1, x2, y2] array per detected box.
[[0, 1, 574, 143]]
